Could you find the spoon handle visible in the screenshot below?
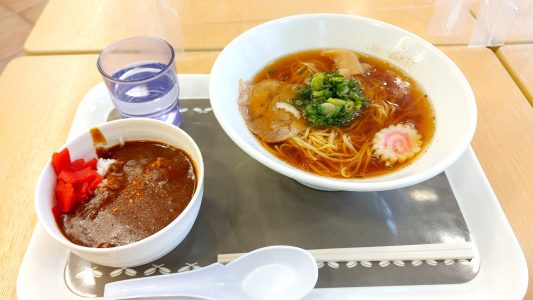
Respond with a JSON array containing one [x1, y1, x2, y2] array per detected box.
[[103, 262, 225, 300]]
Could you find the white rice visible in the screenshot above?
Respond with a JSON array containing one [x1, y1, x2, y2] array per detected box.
[[96, 158, 116, 176]]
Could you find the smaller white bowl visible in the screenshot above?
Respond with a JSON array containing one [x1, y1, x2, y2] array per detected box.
[[34, 118, 204, 267]]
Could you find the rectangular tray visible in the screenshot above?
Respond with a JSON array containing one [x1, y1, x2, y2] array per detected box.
[[17, 75, 527, 299]]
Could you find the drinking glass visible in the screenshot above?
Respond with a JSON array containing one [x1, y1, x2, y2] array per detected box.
[[97, 36, 181, 125]]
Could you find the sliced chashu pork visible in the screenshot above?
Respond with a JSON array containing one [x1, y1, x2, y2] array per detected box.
[[238, 79, 304, 143], [321, 49, 365, 78]]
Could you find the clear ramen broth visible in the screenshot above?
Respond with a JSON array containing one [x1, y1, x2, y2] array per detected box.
[[243, 49, 435, 178]]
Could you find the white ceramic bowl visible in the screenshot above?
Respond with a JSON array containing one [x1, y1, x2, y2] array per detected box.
[[35, 118, 204, 267], [210, 14, 476, 191]]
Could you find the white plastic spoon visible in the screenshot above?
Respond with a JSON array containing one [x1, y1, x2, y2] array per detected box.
[[103, 245, 318, 300]]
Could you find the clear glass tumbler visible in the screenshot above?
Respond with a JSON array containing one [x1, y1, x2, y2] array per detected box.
[[97, 36, 181, 125]]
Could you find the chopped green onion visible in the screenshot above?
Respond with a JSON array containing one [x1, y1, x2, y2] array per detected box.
[[288, 71, 368, 127]]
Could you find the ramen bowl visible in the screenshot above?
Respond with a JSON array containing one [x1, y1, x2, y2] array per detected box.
[[35, 118, 204, 267], [209, 14, 476, 191]]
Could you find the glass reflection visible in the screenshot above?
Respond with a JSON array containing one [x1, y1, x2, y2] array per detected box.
[[371, 192, 397, 236]]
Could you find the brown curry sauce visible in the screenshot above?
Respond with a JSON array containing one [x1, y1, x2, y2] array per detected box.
[[58, 140, 197, 248]]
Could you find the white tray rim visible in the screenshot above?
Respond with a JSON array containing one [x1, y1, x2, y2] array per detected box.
[[17, 74, 528, 300]]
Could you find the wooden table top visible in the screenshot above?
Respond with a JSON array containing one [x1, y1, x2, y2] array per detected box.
[[1, 47, 532, 299], [24, 0, 477, 54], [496, 44, 533, 105]]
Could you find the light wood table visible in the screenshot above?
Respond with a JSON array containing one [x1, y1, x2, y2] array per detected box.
[[496, 44, 533, 105], [24, 0, 476, 54], [1, 47, 532, 299]]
